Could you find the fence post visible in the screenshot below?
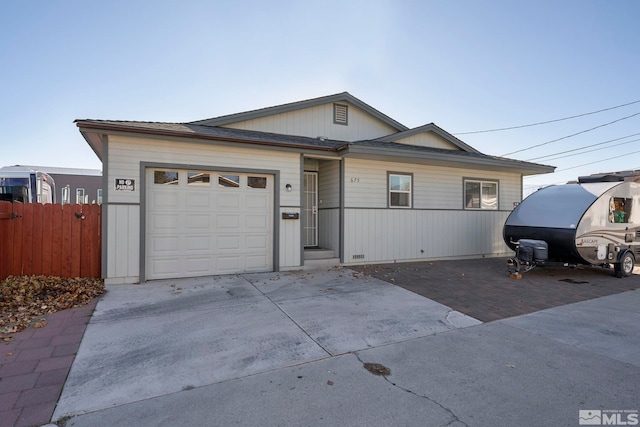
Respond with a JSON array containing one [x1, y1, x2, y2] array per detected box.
[[0, 201, 12, 279]]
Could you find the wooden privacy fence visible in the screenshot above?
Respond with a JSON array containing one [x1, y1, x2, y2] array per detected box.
[[0, 201, 101, 280]]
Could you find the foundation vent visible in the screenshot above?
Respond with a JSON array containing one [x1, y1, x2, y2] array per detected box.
[[352, 254, 365, 260]]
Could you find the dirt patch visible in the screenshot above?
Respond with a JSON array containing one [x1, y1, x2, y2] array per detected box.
[[364, 362, 391, 376]]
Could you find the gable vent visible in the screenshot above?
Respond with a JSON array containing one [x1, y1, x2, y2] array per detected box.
[[333, 104, 348, 125]]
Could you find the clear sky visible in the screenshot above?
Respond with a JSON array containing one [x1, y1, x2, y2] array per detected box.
[[1, 0, 639, 193]]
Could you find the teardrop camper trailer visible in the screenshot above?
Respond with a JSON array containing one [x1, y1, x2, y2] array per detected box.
[[503, 171, 640, 278]]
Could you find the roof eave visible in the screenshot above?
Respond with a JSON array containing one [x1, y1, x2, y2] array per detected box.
[[375, 123, 481, 153], [75, 120, 341, 153], [189, 92, 409, 132], [341, 145, 555, 175]]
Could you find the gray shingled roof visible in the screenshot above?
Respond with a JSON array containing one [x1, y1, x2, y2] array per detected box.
[[189, 92, 409, 132], [75, 119, 554, 174], [75, 120, 347, 151]]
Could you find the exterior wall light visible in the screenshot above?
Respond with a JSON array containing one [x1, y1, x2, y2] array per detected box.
[[285, 184, 292, 192]]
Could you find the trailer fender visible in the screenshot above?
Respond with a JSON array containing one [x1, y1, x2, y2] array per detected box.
[[614, 250, 635, 278]]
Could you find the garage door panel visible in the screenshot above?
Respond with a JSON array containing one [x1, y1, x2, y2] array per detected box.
[[186, 214, 211, 230], [185, 193, 211, 208], [246, 194, 269, 209], [217, 194, 241, 208], [185, 235, 211, 251], [150, 258, 181, 276], [217, 214, 240, 229], [185, 257, 212, 274], [150, 235, 180, 252], [246, 235, 269, 250], [245, 255, 268, 270], [152, 192, 181, 208], [245, 214, 269, 230], [215, 256, 241, 274], [217, 235, 240, 250], [151, 213, 180, 230], [146, 169, 273, 280]]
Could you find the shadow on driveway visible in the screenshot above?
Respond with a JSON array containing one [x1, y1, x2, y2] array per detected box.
[[350, 257, 640, 322]]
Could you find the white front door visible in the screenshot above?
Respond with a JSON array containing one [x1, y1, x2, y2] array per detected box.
[[303, 172, 318, 247], [146, 168, 273, 280]]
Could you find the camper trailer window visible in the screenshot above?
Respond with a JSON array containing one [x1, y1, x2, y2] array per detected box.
[[464, 180, 498, 210], [609, 197, 632, 223], [388, 173, 412, 208], [0, 177, 30, 203]]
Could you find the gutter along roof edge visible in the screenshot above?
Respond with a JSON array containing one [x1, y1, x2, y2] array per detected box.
[[75, 120, 342, 153]]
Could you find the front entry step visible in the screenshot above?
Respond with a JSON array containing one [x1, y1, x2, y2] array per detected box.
[[304, 248, 335, 260]]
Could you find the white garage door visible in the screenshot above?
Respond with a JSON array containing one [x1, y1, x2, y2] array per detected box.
[[146, 168, 273, 280]]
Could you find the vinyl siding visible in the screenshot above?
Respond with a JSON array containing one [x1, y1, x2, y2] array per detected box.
[[318, 160, 340, 208], [105, 135, 303, 283], [318, 208, 340, 253], [222, 103, 398, 142], [342, 158, 520, 264], [344, 158, 522, 210], [394, 132, 461, 150], [107, 135, 300, 207], [280, 207, 301, 267], [343, 209, 511, 264], [106, 204, 140, 284]]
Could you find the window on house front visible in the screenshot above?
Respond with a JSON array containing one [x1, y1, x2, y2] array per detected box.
[[389, 173, 412, 208], [464, 180, 498, 209]]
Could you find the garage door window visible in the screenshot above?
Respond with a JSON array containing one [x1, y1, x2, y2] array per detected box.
[[154, 171, 179, 185], [248, 176, 267, 189], [219, 174, 240, 187], [188, 172, 210, 186]]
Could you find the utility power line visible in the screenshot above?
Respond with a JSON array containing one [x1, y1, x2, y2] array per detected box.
[[536, 138, 640, 162], [526, 133, 640, 161], [454, 98, 640, 135], [555, 148, 640, 172], [501, 111, 640, 156]]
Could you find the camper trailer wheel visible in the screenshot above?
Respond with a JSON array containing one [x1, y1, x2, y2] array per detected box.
[[614, 251, 635, 278]]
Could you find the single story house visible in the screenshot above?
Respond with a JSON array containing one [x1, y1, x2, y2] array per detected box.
[[76, 92, 554, 284]]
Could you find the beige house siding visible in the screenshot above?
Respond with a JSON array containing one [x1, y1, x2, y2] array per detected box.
[[222, 102, 398, 142], [104, 135, 303, 284], [394, 132, 462, 150], [344, 158, 522, 210], [343, 209, 511, 264]]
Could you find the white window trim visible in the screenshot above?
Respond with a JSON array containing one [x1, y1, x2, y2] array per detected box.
[[464, 179, 499, 210], [388, 172, 413, 208]]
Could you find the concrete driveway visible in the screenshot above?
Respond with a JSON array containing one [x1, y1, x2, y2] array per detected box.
[[54, 267, 640, 426], [53, 268, 479, 420]]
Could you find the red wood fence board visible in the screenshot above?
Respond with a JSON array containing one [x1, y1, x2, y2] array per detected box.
[[41, 203, 54, 274], [11, 203, 24, 275], [0, 202, 12, 278], [31, 203, 44, 275], [0, 201, 101, 280], [50, 205, 63, 276], [61, 205, 73, 277], [22, 204, 34, 276]]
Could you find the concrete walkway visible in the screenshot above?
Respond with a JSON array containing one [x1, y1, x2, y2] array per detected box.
[[54, 268, 639, 426]]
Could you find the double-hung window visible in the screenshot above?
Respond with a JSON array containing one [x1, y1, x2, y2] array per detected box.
[[464, 179, 498, 209], [389, 173, 412, 208]]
